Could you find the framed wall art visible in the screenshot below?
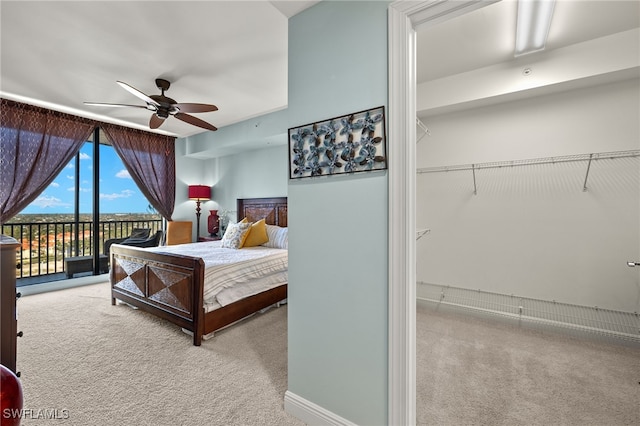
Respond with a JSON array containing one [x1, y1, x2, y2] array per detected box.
[[288, 106, 387, 179]]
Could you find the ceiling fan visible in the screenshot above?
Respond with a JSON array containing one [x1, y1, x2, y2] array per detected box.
[[85, 78, 218, 131]]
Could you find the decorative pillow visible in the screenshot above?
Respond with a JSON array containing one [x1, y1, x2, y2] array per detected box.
[[262, 224, 288, 249], [221, 222, 252, 249], [242, 219, 269, 247]]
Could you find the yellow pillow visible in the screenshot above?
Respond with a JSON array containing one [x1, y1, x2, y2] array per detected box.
[[241, 218, 269, 247]]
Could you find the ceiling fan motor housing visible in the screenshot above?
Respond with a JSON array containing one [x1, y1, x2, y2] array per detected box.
[[149, 94, 178, 118]]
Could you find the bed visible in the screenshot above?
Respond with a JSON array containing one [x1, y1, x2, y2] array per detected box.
[[110, 197, 288, 346]]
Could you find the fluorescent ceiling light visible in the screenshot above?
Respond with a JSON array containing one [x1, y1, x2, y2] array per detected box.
[[515, 0, 556, 57]]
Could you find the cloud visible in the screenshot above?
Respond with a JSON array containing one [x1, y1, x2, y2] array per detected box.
[[100, 189, 135, 201], [30, 195, 71, 209], [50, 182, 60, 188], [115, 169, 132, 179], [79, 152, 91, 160], [67, 187, 91, 193], [66, 175, 74, 180]]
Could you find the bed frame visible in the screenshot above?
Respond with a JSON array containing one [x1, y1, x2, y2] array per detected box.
[[110, 197, 288, 346]]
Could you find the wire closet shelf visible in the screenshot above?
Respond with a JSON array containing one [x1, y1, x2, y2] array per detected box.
[[417, 149, 640, 194]]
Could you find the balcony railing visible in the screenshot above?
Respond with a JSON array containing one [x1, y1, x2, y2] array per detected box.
[[2, 218, 163, 282]]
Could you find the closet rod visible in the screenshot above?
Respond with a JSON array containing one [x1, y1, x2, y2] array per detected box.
[[417, 149, 640, 174]]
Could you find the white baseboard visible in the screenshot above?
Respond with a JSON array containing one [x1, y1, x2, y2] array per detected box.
[[284, 391, 357, 426], [19, 274, 108, 297]]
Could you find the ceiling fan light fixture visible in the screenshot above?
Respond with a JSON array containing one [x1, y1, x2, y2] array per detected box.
[[515, 0, 556, 57], [84, 79, 218, 132]]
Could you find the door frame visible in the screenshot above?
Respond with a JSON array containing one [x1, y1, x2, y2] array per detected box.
[[387, 1, 499, 424]]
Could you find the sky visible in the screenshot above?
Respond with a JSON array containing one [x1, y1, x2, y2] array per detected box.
[[21, 142, 150, 214]]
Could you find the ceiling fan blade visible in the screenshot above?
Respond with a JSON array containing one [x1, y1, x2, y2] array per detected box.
[[117, 81, 159, 106], [84, 102, 149, 109], [149, 114, 165, 129], [174, 103, 218, 113], [175, 112, 218, 131]]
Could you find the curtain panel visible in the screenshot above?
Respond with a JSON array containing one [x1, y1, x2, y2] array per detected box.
[[102, 124, 176, 221], [0, 99, 97, 224]]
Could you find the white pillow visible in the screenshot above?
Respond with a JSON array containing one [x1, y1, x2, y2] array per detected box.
[[221, 221, 252, 249], [263, 224, 288, 249]]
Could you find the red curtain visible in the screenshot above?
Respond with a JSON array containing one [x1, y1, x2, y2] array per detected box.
[[102, 124, 176, 221], [0, 99, 97, 224]]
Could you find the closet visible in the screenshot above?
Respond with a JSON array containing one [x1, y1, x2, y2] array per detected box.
[[414, 76, 639, 340]]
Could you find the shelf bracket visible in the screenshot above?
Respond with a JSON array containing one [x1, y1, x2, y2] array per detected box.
[[472, 164, 477, 195], [582, 153, 593, 192], [416, 118, 430, 144], [416, 229, 431, 240]]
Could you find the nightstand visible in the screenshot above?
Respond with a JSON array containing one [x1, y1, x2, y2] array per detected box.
[[197, 236, 221, 242]]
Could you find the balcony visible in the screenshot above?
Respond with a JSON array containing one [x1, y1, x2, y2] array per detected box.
[[1, 216, 162, 286]]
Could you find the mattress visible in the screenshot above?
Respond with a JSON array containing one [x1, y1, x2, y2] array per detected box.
[[145, 240, 288, 312]]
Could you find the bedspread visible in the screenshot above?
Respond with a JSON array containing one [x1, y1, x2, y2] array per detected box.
[[144, 241, 288, 307]]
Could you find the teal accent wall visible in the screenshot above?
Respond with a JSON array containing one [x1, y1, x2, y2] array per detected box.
[[204, 144, 289, 218], [184, 108, 289, 159], [175, 109, 289, 231], [178, 2, 391, 422], [287, 2, 390, 425]]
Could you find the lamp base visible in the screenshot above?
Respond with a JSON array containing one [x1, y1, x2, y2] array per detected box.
[[195, 200, 202, 239]]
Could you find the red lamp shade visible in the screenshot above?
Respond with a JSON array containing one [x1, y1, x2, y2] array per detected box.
[[188, 185, 210, 201]]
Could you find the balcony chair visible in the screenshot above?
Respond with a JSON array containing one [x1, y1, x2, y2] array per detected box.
[[104, 228, 151, 257], [117, 230, 164, 249]]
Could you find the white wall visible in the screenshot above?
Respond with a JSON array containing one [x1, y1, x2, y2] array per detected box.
[[416, 78, 640, 313]]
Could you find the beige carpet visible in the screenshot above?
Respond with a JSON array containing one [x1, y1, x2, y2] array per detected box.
[[417, 302, 640, 426], [16, 283, 304, 426], [16, 283, 640, 426]]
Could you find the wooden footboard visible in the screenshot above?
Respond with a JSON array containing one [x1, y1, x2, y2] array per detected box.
[[111, 245, 206, 345]]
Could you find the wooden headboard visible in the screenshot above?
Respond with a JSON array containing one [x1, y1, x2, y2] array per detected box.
[[237, 197, 288, 227]]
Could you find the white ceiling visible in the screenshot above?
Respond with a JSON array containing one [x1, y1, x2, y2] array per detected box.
[[1, 1, 637, 140], [416, 1, 639, 102], [0, 1, 319, 139]]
